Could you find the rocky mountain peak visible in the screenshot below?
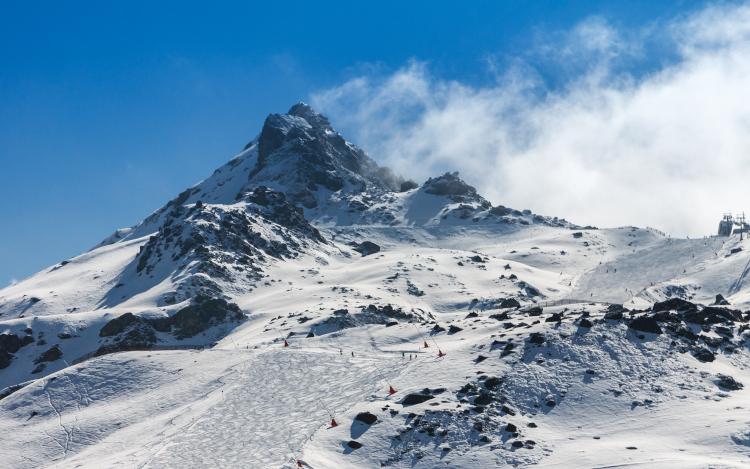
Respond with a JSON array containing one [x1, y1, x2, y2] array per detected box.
[[250, 104, 404, 208], [287, 102, 331, 129]]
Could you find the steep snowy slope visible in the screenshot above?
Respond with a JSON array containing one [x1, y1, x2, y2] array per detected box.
[[2, 104, 750, 468]]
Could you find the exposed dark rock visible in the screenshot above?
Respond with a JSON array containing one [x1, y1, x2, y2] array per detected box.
[[400, 180, 419, 192], [406, 280, 425, 297], [715, 294, 730, 305], [578, 318, 593, 328], [490, 205, 512, 216], [716, 374, 743, 391], [346, 440, 363, 450], [528, 332, 545, 345], [401, 393, 435, 406], [0, 351, 12, 369], [604, 310, 624, 320], [96, 321, 157, 356], [448, 325, 463, 335], [692, 347, 715, 362], [354, 412, 378, 425], [629, 316, 662, 334], [490, 312, 509, 321], [546, 312, 563, 322], [0, 334, 22, 354], [684, 306, 742, 325], [171, 298, 243, 339], [353, 241, 380, 257], [473, 393, 493, 406], [100, 313, 140, 337], [500, 405, 516, 415], [526, 306, 543, 316], [423, 172, 478, 198], [652, 298, 697, 313], [484, 377, 502, 390], [500, 298, 521, 309], [35, 345, 62, 364]]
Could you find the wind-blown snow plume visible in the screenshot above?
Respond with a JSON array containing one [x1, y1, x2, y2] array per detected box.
[[312, 3, 750, 237]]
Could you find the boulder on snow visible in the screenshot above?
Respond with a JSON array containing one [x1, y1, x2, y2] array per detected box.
[[500, 298, 521, 309], [401, 393, 435, 406], [716, 374, 743, 391], [692, 347, 715, 362], [448, 325, 463, 335], [628, 316, 662, 334], [35, 345, 62, 364], [353, 241, 380, 257], [525, 306, 543, 316], [605, 304, 627, 320], [578, 318, 593, 328], [490, 312, 509, 321], [604, 310, 624, 320], [346, 440, 363, 449], [354, 412, 378, 425], [545, 312, 563, 322]]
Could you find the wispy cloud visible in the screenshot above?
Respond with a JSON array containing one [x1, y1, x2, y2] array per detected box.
[[312, 3, 750, 236]]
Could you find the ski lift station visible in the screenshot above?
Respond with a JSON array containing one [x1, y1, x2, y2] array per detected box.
[[718, 213, 749, 237]]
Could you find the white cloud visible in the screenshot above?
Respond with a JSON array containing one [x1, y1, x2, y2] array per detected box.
[[8, 278, 18, 287], [312, 3, 750, 237]]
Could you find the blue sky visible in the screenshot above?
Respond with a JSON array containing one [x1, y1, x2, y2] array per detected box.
[[0, 1, 720, 285]]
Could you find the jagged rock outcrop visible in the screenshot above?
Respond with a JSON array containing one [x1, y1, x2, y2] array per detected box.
[[249, 103, 405, 208]]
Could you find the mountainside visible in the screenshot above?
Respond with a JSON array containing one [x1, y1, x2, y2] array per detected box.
[[2, 104, 750, 468]]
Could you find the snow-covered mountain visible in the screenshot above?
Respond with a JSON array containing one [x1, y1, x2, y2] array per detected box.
[[2, 104, 750, 468]]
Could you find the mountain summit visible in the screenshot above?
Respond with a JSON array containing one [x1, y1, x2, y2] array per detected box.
[[249, 102, 406, 209]]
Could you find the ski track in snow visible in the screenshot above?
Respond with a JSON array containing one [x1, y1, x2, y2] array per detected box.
[[143, 349, 404, 468]]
